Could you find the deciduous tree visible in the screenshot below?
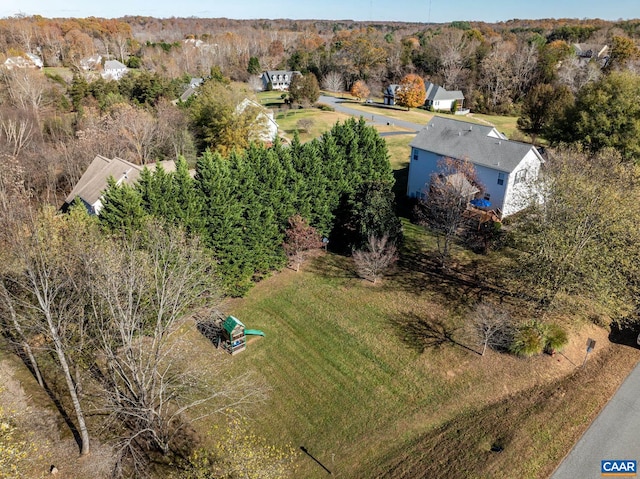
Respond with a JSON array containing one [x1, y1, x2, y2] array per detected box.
[[417, 157, 481, 266], [350, 80, 370, 101], [322, 71, 344, 93], [352, 234, 398, 284], [471, 301, 513, 356], [283, 214, 323, 272], [288, 72, 320, 106], [395, 73, 426, 110]]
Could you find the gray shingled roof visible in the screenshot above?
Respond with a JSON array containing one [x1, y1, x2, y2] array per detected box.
[[410, 116, 540, 173], [65, 156, 176, 206], [425, 82, 465, 102]]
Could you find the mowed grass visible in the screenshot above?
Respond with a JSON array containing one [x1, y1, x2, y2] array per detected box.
[[275, 108, 353, 143], [192, 219, 638, 478], [469, 113, 520, 139]]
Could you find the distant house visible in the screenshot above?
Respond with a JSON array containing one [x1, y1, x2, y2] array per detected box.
[[25, 53, 43, 68], [424, 81, 466, 113], [383, 84, 400, 105], [101, 60, 128, 80], [260, 70, 300, 91], [573, 43, 609, 67], [178, 77, 204, 102], [80, 54, 102, 71], [408, 116, 544, 217], [236, 98, 279, 143], [3, 53, 43, 70], [65, 156, 176, 215]]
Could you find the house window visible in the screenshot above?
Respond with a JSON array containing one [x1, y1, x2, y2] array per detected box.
[[413, 153, 418, 161], [497, 172, 505, 186], [515, 169, 527, 184], [484, 193, 491, 201]]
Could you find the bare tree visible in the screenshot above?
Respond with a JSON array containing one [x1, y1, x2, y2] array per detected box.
[[111, 104, 159, 165], [417, 157, 482, 266], [352, 234, 398, 284], [471, 301, 513, 356], [0, 114, 34, 158], [86, 221, 264, 477], [283, 214, 322, 272], [430, 29, 477, 89], [247, 74, 263, 92], [296, 118, 314, 133], [322, 71, 344, 93], [1, 208, 92, 455], [1, 69, 47, 116]]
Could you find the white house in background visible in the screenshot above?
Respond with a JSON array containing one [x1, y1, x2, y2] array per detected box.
[[408, 116, 544, 217], [236, 98, 279, 143], [260, 70, 300, 91], [80, 54, 102, 71], [101, 60, 128, 80], [3, 53, 43, 70], [65, 156, 176, 215], [424, 81, 466, 112]]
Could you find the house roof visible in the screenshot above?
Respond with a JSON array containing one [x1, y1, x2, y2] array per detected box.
[[104, 60, 127, 70], [263, 70, 300, 81], [384, 84, 400, 96], [65, 155, 176, 206], [425, 81, 464, 102], [223, 315, 245, 335], [410, 116, 541, 173]]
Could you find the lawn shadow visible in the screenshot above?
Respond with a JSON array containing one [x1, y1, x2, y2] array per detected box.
[[389, 311, 480, 355], [306, 251, 359, 280], [608, 322, 640, 349]]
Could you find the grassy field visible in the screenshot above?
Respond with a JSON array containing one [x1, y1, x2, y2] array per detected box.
[[468, 113, 520, 139], [180, 218, 640, 478], [274, 108, 353, 143]]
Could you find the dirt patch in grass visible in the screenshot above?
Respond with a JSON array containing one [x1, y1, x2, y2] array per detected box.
[[0, 355, 114, 479]]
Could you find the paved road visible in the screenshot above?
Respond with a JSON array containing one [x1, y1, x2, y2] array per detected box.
[[551, 360, 640, 479], [319, 95, 425, 132]]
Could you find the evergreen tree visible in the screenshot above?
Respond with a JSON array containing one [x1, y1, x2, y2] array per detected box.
[[99, 177, 146, 234], [195, 151, 253, 296], [172, 156, 204, 235]]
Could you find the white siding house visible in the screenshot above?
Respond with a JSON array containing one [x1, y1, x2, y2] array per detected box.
[[101, 60, 128, 80], [408, 116, 544, 217], [260, 70, 300, 91]]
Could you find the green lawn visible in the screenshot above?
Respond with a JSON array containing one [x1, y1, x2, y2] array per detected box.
[[178, 217, 633, 478], [275, 108, 353, 143], [467, 113, 520, 139]]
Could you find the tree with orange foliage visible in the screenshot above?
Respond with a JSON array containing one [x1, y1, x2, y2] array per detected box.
[[395, 74, 427, 110], [350, 80, 370, 101]]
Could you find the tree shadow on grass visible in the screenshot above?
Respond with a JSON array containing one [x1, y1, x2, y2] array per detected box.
[[389, 312, 480, 355], [609, 322, 640, 349], [306, 251, 360, 280]]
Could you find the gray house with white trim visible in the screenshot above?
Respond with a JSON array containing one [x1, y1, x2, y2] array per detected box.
[[424, 81, 465, 112], [260, 70, 300, 91], [408, 116, 544, 217]]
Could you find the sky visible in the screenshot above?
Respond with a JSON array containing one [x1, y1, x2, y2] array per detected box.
[[0, 0, 639, 23]]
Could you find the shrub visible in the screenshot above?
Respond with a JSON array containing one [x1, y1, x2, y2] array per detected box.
[[544, 323, 568, 354], [510, 321, 569, 357], [510, 321, 545, 357], [315, 102, 334, 111]]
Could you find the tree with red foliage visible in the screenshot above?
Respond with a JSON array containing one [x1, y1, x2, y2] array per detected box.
[[283, 214, 323, 272]]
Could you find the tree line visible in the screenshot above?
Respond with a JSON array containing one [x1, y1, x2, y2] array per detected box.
[[99, 117, 402, 296]]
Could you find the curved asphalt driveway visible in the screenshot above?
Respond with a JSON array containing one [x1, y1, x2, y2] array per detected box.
[[551, 360, 640, 479], [319, 95, 425, 133]]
